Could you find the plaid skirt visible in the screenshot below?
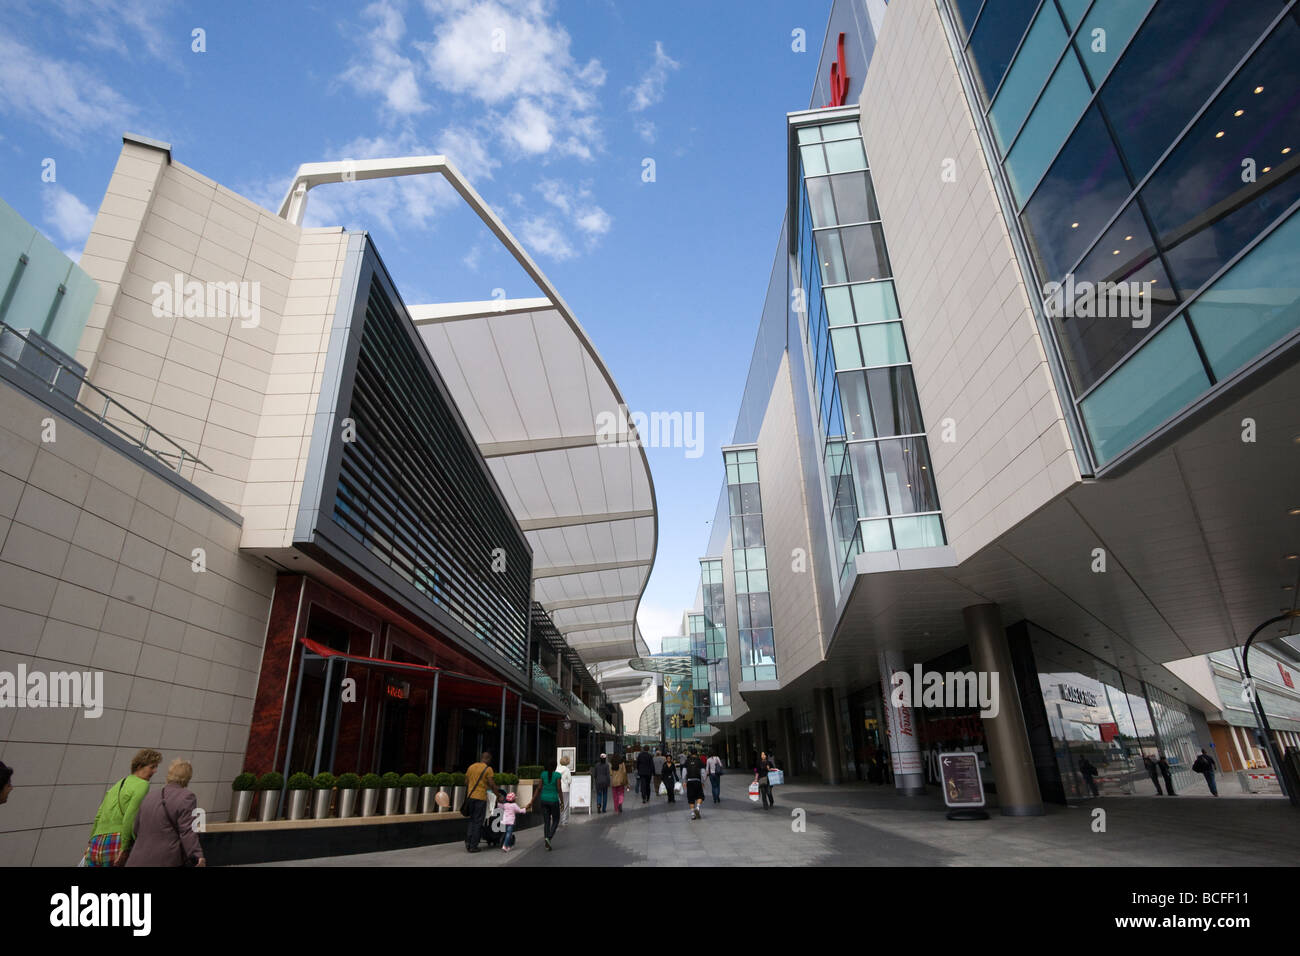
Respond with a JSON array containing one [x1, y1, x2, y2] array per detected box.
[[83, 832, 123, 866]]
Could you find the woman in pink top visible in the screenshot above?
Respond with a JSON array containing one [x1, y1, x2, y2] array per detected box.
[[500, 792, 526, 852]]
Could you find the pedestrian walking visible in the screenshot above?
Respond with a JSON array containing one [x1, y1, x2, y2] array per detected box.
[[706, 751, 723, 804], [463, 751, 496, 853], [593, 753, 611, 812], [684, 749, 705, 819], [124, 759, 205, 867], [1192, 748, 1218, 796], [1158, 755, 1176, 795], [653, 749, 666, 778], [0, 761, 12, 805], [531, 759, 564, 850], [636, 748, 655, 803], [500, 792, 526, 852], [1143, 754, 1164, 795], [1078, 757, 1100, 797], [82, 748, 161, 866], [753, 751, 776, 810], [558, 755, 573, 826], [611, 756, 628, 813], [661, 753, 678, 803]]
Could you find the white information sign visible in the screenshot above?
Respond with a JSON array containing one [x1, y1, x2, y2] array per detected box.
[[569, 774, 592, 813]]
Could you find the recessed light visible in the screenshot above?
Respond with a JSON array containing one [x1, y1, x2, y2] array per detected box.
[[1215, 130, 1225, 138], [1284, 147, 1292, 155], [1234, 109, 1244, 117], [1071, 222, 1079, 229], [1288, 508, 1300, 516], [1264, 166, 1272, 173], [1284, 585, 1295, 591], [1255, 85, 1264, 94], [1287, 554, 1299, 560], [1124, 235, 1133, 241], [1112, 249, 1120, 255]]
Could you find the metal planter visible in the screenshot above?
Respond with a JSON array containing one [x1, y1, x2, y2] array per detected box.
[[403, 787, 420, 814], [383, 788, 400, 815], [258, 790, 281, 822], [421, 786, 439, 813], [338, 789, 358, 818], [312, 789, 333, 819], [451, 785, 466, 813], [233, 790, 254, 823], [287, 789, 309, 821], [361, 788, 380, 817]]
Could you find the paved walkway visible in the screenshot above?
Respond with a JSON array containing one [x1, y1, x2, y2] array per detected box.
[[245, 774, 1299, 867]]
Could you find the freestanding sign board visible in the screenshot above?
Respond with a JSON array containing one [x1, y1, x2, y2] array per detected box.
[[939, 752, 987, 817], [570, 774, 592, 813]]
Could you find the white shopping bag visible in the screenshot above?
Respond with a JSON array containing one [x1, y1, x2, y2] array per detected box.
[[675, 781, 683, 794], [748, 782, 761, 802], [658, 782, 667, 796]]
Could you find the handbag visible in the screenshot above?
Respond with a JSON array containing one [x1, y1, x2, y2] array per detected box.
[[461, 766, 489, 817], [767, 769, 784, 787]]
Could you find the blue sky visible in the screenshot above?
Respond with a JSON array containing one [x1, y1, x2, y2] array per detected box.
[[0, 0, 832, 648]]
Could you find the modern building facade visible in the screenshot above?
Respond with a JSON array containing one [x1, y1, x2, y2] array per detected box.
[[0, 136, 655, 864], [678, 0, 1300, 812]]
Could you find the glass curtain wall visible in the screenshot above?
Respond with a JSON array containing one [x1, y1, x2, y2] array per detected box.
[[794, 117, 947, 589], [725, 450, 778, 682], [947, 0, 1300, 465]]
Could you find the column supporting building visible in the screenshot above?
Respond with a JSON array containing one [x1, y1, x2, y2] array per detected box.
[[879, 650, 925, 795], [812, 688, 841, 785]]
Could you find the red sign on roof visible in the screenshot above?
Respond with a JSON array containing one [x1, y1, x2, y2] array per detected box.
[[826, 33, 849, 107]]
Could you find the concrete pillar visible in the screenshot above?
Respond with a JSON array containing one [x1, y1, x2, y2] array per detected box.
[[779, 707, 798, 777], [879, 649, 925, 795], [964, 603, 1044, 816], [812, 688, 841, 784]]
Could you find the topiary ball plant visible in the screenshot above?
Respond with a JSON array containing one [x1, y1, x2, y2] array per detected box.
[[360, 773, 382, 789], [419, 773, 437, 788], [336, 773, 361, 790], [518, 765, 543, 779], [256, 771, 284, 791], [232, 772, 257, 792], [433, 772, 453, 787], [287, 772, 314, 790], [399, 773, 421, 788], [381, 771, 401, 789], [450, 772, 466, 787], [314, 772, 337, 790]]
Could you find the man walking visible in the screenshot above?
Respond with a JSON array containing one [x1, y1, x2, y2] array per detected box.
[[652, 748, 666, 785], [684, 749, 706, 819], [1143, 754, 1164, 795], [1157, 754, 1176, 796], [635, 748, 655, 803], [464, 751, 495, 853], [1192, 748, 1218, 795], [706, 751, 723, 804]]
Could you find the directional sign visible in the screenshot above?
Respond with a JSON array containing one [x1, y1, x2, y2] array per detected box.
[[939, 752, 986, 809]]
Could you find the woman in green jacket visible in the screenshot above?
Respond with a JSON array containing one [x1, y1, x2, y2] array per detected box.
[[530, 758, 564, 851], [83, 748, 161, 866]]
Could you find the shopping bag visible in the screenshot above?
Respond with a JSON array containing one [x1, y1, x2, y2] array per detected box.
[[658, 782, 667, 796], [766, 769, 784, 787], [674, 781, 683, 794], [748, 782, 761, 802]]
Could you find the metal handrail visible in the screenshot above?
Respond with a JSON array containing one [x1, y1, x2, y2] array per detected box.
[[0, 320, 213, 477]]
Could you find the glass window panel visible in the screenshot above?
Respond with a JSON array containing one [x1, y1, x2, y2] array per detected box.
[[1047, 200, 1180, 392], [825, 284, 855, 326], [739, 449, 757, 462], [877, 437, 941, 514], [1185, 210, 1300, 382], [726, 463, 740, 485], [807, 176, 838, 228], [858, 322, 909, 367], [952, 0, 988, 40], [892, 515, 946, 549], [837, 371, 874, 440], [734, 572, 748, 594], [733, 548, 747, 571], [727, 484, 742, 516], [848, 441, 890, 518], [1079, 317, 1211, 464], [747, 570, 769, 593], [851, 280, 901, 323], [829, 172, 879, 224], [966, 0, 1042, 105], [801, 143, 827, 176], [1004, 50, 1094, 206], [866, 366, 925, 436], [739, 461, 759, 483], [743, 516, 765, 547], [1099, 0, 1284, 181], [797, 125, 823, 144], [840, 224, 892, 282], [824, 137, 867, 173], [1056, 0, 1090, 29], [740, 483, 762, 515], [1020, 107, 1134, 281], [1075, 0, 1157, 86], [1141, 18, 1300, 298], [861, 518, 894, 552], [831, 326, 863, 368], [989, 2, 1070, 153], [729, 516, 744, 544], [820, 121, 862, 142], [748, 593, 772, 630], [816, 230, 848, 285], [746, 548, 767, 570]]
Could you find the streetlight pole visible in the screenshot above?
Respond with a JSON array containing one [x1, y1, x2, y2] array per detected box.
[[1242, 612, 1300, 807]]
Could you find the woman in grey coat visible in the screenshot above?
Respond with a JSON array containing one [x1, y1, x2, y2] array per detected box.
[[125, 759, 206, 867], [592, 753, 611, 813]]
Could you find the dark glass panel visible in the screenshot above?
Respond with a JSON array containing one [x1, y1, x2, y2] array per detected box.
[[877, 438, 942, 515], [840, 224, 892, 282], [967, 0, 1043, 105], [866, 366, 925, 437], [830, 171, 880, 224]]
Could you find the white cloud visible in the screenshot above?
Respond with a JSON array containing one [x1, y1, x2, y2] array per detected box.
[[416, 0, 605, 160], [533, 178, 611, 243], [56, 0, 177, 62], [635, 119, 656, 144], [341, 1, 430, 115], [636, 603, 685, 645], [42, 187, 97, 246], [628, 41, 678, 112], [0, 35, 135, 144], [519, 215, 575, 260]]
